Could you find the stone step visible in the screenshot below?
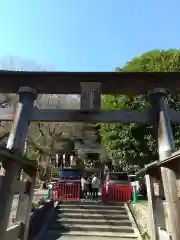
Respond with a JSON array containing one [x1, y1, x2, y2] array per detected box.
[[59, 201, 126, 206], [49, 223, 134, 233], [58, 203, 126, 210], [55, 218, 132, 226], [44, 229, 137, 239], [57, 208, 127, 214], [57, 212, 129, 220], [41, 235, 137, 240], [57, 204, 125, 210], [45, 201, 137, 239]]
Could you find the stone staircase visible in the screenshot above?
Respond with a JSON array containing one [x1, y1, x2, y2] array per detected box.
[[41, 201, 138, 240]]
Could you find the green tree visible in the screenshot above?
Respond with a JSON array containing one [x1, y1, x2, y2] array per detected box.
[[101, 49, 180, 169]]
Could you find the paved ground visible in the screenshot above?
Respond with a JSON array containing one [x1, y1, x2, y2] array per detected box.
[[135, 200, 167, 207]]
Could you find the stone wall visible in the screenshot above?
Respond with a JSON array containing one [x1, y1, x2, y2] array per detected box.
[[130, 202, 150, 239], [130, 201, 168, 240]]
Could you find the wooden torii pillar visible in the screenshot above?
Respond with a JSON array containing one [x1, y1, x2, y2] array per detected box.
[[147, 88, 180, 240]]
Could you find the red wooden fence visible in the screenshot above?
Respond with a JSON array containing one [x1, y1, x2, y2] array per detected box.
[[51, 183, 81, 201], [50, 183, 132, 202], [101, 184, 132, 202]]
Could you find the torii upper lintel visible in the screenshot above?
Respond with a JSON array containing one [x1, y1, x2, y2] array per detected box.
[[0, 71, 179, 94]]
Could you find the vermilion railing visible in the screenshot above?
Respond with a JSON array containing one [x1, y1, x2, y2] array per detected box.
[[51, 183, 81, 201], [101, 184, 132, 202]]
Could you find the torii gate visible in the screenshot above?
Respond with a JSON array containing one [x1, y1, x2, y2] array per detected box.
[[0, 71, 180, 240]]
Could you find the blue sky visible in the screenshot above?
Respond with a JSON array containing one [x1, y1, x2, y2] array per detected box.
[[0, 0, 179, 71]]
